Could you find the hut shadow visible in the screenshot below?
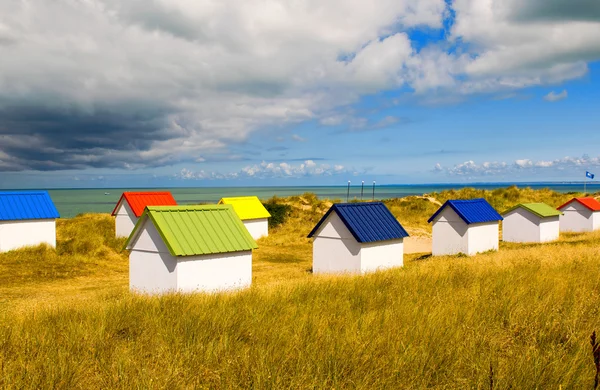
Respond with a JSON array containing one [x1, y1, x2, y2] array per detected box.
[[263, 254, 303, 264], [501, 238, 591, 250], [413, 253, 433, 261]]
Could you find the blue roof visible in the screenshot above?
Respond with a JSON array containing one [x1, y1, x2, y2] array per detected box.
[[427, 198, 503, 224], [0, 191, 60, 221], [307, 202, 409, 243]]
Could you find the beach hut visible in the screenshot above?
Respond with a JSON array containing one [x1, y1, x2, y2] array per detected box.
[[124, 205, 257, 294], [0, 191, 60, 252], [307, 202, 409, 275], [557, 197, 600, 232], [111, 192, 177, 238], [502, 203, 562, 243], [218, 196, 271, 240], [428, 198, 503, 256]]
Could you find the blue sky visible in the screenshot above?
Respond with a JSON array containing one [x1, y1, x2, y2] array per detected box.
[[1, 0, 600, 188]]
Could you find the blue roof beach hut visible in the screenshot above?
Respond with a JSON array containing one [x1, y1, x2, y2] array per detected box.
[[428, 198, 502, 256], [308, 202, 409, 274], [0, 191, 60, 252]]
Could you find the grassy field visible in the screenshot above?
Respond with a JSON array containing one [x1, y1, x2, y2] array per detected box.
[[1, 187, 600, 388]]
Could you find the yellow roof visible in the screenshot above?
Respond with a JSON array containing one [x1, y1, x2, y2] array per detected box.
[[218, 196, 271, 220]]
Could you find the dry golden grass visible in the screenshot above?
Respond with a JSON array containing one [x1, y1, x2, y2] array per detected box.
[[1, 186, 600, 388]]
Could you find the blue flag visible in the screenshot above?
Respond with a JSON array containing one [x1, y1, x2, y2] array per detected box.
[[586, 171, 595, 179]]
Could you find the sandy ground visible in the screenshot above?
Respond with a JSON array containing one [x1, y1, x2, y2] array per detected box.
[[404, 236, 432, 254]]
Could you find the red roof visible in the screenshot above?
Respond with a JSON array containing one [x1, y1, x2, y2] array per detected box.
[[111, 192, 178, 217], [557, 197, 600, 212]]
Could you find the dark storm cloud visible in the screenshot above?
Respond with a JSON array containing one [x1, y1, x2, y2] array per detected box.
[[0, 104, 178, 171]]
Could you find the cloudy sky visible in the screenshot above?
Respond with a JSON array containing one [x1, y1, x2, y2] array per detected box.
[[1, 0, 599, 188]]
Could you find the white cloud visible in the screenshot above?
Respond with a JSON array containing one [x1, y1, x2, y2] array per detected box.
[[436, 155, 600, 176], [544, 90, 568, 102], [177, 160, 347, 180], [291, 134, 306, 142], [0, 0, 599, 171]]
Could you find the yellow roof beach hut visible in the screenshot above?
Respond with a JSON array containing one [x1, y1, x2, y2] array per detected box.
[[218, 196, 271, 239]]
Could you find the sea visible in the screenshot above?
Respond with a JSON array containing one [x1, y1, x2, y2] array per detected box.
[[39, 182, 600, 218]]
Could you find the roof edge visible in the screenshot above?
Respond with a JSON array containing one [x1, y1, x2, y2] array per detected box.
[[123, 207, 178, 256], [428, 198, 503, 224], [307, 202, 409, 242], [502, 203, 563, 218], [557, 197, 600, 212], [111, 194, 126, 216]]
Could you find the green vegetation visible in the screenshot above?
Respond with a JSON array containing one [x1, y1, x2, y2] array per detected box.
[[262, 197, 292, 228], [1, 187, 600, 388]]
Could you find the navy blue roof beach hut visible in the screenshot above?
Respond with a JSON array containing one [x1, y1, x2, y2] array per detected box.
[[308, 202, 409, 274]]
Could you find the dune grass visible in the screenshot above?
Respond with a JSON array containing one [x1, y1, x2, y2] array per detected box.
[[1, 187, 600, 388]]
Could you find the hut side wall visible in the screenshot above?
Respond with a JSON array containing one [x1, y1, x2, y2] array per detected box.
[[360, 239, 404, 273], [432, 207, 468, 256], [502, 209, 541, 243], [115, 201, 138, 238], [242, 218, 268, 240], [466, 222, 499, 255], [0, 219, 56, 252], [593, 211, 600, 231], [129, 220, 177, 294], [560, 202, 593, 232], [312, 212, 361, 274], [177, 251, 252, 293], [539, 216, 560, 242]]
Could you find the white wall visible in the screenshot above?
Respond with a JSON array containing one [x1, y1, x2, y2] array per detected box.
[[559, 202, 593, 232], [129, 251, 178, 294], [0, 219, 56, 252], [593, 211, 600, 231], [539, 217, 560, 243], [502, 209, 541, 243], [431, 207, 469, 256], [128, 218, 252, 294], [128, 218, 177, 294], [360, 239, 403, 273], [115, 201, 138, 238], [312, 212, 362, 274], [243, 218, 268, 240], [177, 251, 252, 292], [466, 222, 499, 255]]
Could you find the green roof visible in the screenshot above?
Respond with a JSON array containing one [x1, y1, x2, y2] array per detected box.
[[502, 203, 563, 218], [125, 205, 258, 256]]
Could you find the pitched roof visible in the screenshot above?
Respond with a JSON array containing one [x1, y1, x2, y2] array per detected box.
[[503, 203, 563, 218], [218, 196, 271, 220], [125, 205, 257, 256], [307, 202, 409, 243], [428, 198, 503, 224], [557, 197, 600, 212], [0, 191, 60, 221], [111, 192, 177, 217]]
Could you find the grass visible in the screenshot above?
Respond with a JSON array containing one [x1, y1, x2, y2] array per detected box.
[[1, 186, 600, 388]]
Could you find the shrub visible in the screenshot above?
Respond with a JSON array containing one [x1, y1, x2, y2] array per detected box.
[[263, 202, 292, 228]]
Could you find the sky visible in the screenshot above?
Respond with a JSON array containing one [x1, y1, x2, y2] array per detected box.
[[1, 0, 600, 188]]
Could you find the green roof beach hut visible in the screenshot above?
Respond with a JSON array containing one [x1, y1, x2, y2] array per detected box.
[[124, 205, 257, 294], [502, 203, 562, 243]]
